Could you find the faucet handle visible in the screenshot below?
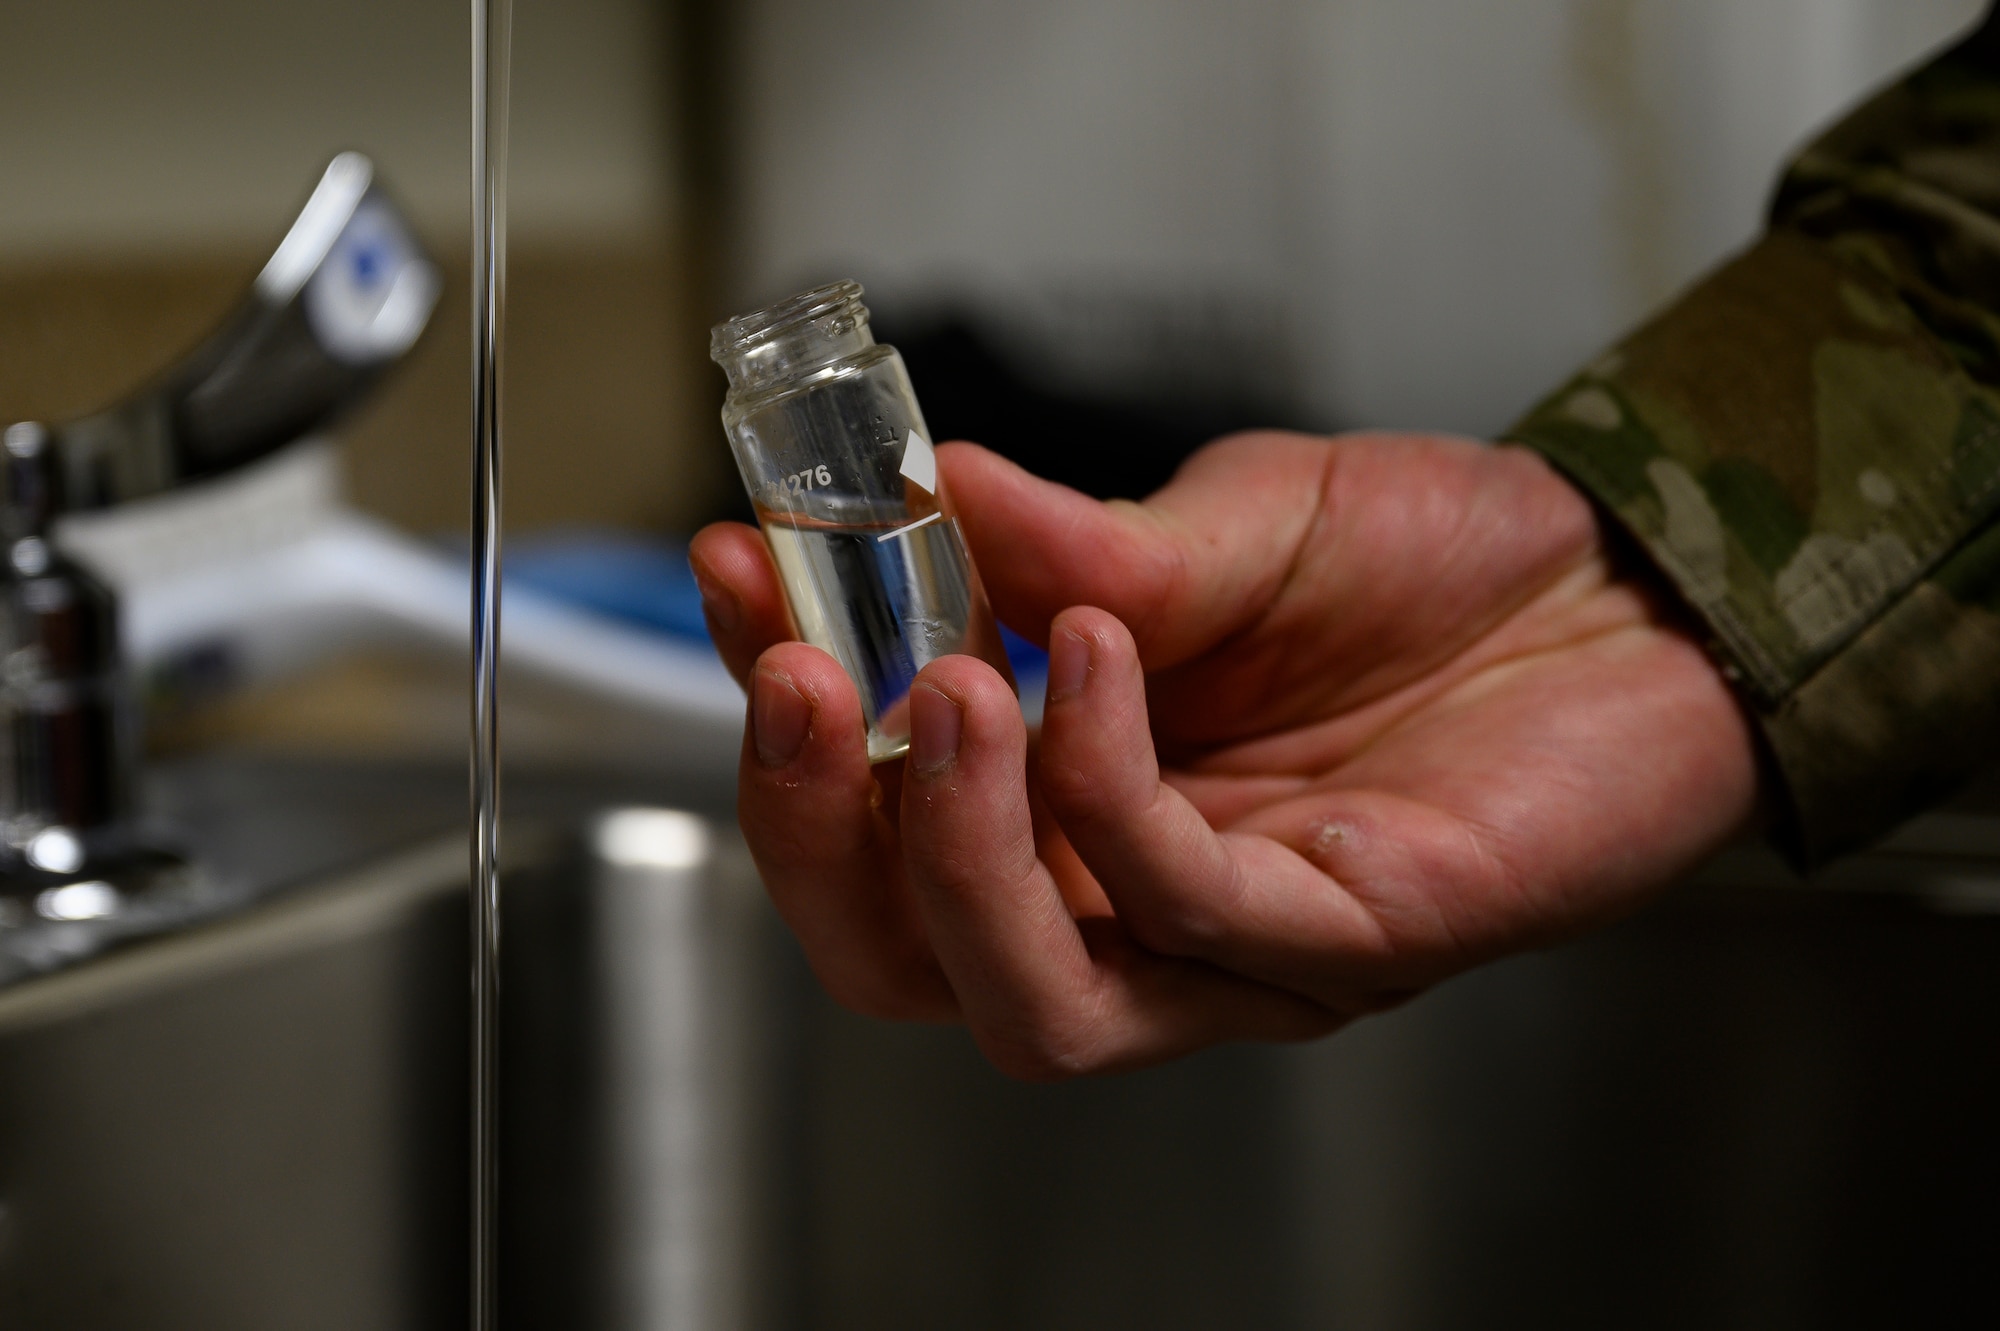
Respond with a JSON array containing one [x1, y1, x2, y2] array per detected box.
[[28, 152, 440, 519], [0, 154, 440, 891]]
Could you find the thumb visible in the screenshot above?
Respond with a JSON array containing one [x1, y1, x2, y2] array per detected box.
[[937, 435, 1331, 669]]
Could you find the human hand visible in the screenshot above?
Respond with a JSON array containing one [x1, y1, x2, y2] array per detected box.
[[689, 431, 1759, 1078]]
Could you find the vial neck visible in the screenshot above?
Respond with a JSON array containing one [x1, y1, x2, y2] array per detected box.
[[723, 322, 874, 395], [711, 281, 877, 396]]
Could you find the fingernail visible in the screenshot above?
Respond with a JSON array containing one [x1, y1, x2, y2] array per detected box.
[[1046, 626, 1091, 703], [695, 571, 742, 636], [908, 684, 963, 777], [753, 667, 811, 767]]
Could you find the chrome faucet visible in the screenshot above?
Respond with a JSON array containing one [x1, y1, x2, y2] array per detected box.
[[0, 153, 438, 891]]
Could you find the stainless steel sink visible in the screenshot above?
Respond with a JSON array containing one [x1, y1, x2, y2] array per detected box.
[[4, 752, 1999, 1329], [0, 753, 784, 1331]]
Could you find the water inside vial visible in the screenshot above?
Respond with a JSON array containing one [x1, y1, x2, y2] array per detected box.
[[759, 499, 1010, 762]]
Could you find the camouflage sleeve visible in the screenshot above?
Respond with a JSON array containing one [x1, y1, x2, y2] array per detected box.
[[1504, 12, 2000, 866]]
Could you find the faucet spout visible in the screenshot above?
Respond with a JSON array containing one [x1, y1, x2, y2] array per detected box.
[[0, 154, 439, 888], [28, 153, 440, 520]]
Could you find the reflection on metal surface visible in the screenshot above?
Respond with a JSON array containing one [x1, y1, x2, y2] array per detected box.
[[255, 152, 376, 302], [34, 881, 119, 923], [595, 807, 710, 871], [7, 537, 48, 577], [24, 829, 83, 876]]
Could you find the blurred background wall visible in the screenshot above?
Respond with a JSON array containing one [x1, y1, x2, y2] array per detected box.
[[0, 0, 1988, 765], [734, 0, 1988, 447], [0, 0, 720, 538], [0, 0, 1987, 532]]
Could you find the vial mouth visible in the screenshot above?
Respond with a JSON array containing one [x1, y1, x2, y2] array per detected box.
[[710, 279, 867, 361]]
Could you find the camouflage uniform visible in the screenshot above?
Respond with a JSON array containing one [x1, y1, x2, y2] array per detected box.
[[1507, 10, 2000, 865]]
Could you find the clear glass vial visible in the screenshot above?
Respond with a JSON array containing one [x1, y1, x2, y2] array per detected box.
[[712, 281, 1014, 763]]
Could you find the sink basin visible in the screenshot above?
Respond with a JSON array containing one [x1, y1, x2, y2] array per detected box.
[[0, 753, 784, 1331], [5, 751, 2000, 1329]]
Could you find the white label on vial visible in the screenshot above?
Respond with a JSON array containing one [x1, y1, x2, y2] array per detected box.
[[899, 430, 937, 493]]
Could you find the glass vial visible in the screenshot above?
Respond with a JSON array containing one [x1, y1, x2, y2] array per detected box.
[[712, 281, 1014, 763]]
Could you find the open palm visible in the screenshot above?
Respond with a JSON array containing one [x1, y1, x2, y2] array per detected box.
[[690, 431, 1758, 1078]]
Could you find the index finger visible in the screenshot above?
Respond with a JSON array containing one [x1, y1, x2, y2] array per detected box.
[[689, 521, 795, 688]]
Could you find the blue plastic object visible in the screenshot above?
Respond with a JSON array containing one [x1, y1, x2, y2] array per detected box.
[[503, 529, 1052, 677], [505, 530, 711, 640]]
